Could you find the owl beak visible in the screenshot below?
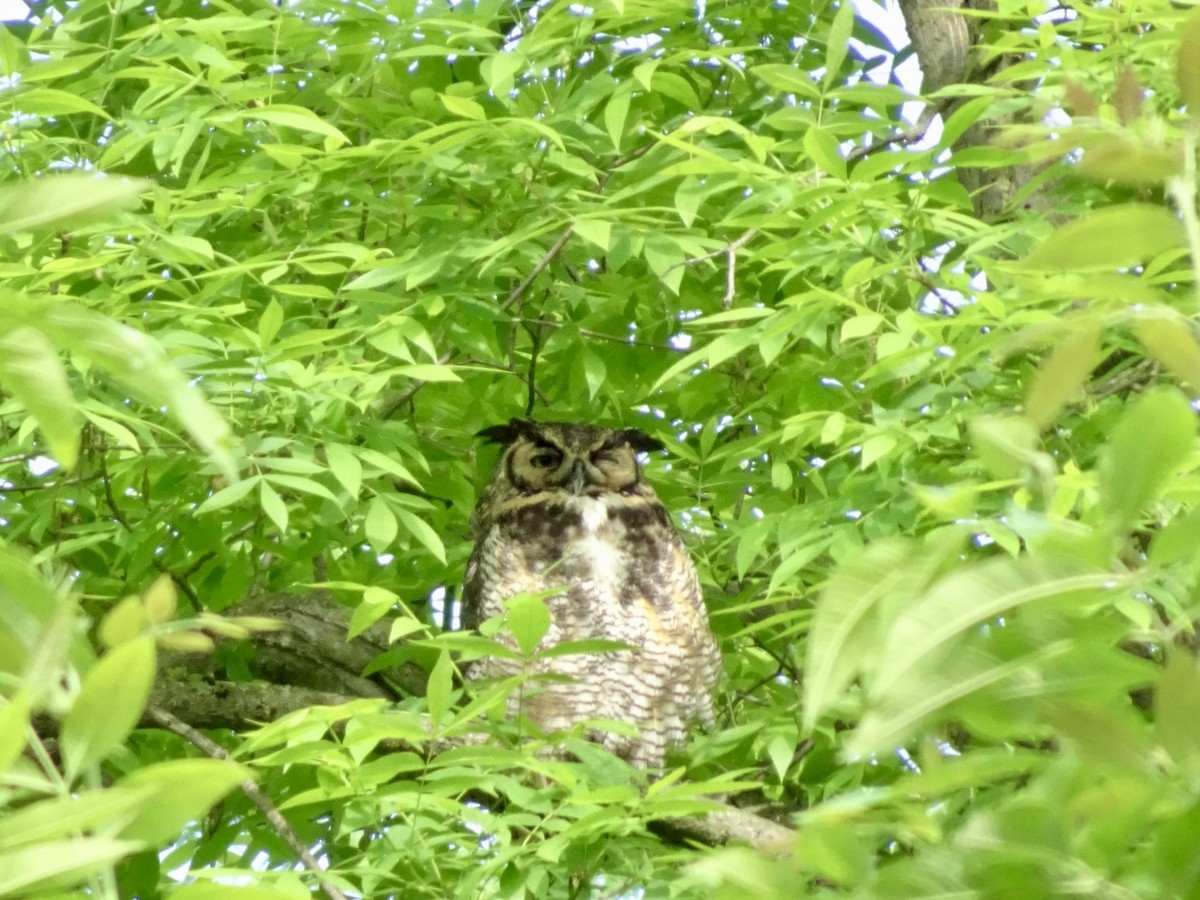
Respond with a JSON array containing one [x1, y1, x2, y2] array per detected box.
[[568, 460, 588, 495]]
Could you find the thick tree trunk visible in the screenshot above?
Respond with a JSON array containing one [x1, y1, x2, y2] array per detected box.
[[899, 0, 1042, 220]]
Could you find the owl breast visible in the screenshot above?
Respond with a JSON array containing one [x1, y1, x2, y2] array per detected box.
[[461, 420, 722, 767]]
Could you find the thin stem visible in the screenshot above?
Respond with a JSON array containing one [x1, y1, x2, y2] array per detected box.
[[148, 707, 350, 900]]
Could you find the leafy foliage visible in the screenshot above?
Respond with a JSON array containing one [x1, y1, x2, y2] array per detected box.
[[3, 0, 1200, 896]]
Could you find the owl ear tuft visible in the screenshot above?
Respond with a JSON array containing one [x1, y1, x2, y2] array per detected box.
[[619, 428, 666, 454], [476, 419, 539, 445]]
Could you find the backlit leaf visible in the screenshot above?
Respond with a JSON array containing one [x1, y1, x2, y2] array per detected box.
[[61, 637, 156, 780], [1099, 387, 1196, 528], [117, 759, 248, 845], [506, 592, 552, 657], [1178, 7, 1200, 115], [0, 325, 79, 469], [1023, 321, 1100, 429], [1013, 204, 1185, 272], [0, 174, 147, 234]]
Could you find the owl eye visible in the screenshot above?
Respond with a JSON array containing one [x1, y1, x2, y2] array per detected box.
[[529, 449, 562, 469], [590, 450, 617, 465]]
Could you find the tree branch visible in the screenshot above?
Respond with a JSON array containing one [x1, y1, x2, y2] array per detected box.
[[148, 707, 351, 900], [650, 805, 795, 852], [502, 227, 575, 312], [146, 591, 800, 853]]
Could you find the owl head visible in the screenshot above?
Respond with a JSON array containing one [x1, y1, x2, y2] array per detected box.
[[477, 419, 665, 496]]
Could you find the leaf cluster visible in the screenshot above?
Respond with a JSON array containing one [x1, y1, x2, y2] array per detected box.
[[4, 0, 1200, 897]]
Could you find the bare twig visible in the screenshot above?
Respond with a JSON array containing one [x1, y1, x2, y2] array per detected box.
[[907, 271, 960, 316], [502, 228, 575, 312], [378, 144, 660, 419], [521, 320, 543, 416], [668, 228, 758, 273], [0, 445, 188, 470], [378, 350, 454, 419], [524, 319, 683, 353], [0, 450, 72, 466], [845, 108, 942, 163], [0, 475, 100, 492], [99, 454, 132, 532], [665, 228, 758, 309], [460, 358, 552, 409], [148, 706, 350, 900], [497, 145, 656, 316]]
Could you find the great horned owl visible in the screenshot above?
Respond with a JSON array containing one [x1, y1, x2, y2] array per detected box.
[[462, 419, 721, 767]]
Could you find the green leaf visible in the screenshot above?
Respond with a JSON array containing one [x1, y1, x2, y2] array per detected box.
[[117, 759, 249, 845], [170, 885, 304, 900], [12, 86, 110, 118], [969, 414, 1046, 480], [849, 641, 1072, 759], [536, 638, 634, 659], [481, 51, 525, 99], [0, 548, 88, 699], [573, 217, 611, 251], [858, 433, 896, 470], [1099, 387, 1196, 528], [604, 82, 632, 152], [156, 233, 214, 263], [821, 411, 846, 444], [81, 407, 139, 451], [1076, 138, 1184, 186], [804, 127, 847, 178], [580, 347, 606, 399], [752, 64, 821, 98], [259, 480, 288, 533], [0, 325, 79, 469], [1135, 314, 1200, 389], [506, 592, 552, 657], [4, 296, 240, 482], [0, 692, 30, 774], [426, 650, 454, 725], [1013, 203, 1185, 272], [0, 175, 147, 234], [0, 786, 152, 848], [871, 559, 1112, 705], [1178, 7, 1200, 116], [98, 596, 147, 648], [349, 586, 399, 640], [824, 1, 855, 87], [770, 459, 793, 490], [394, 364, 461, 382], [234, 105, 351, 145], [803, 539, 951, 731], [674, 177, 704, 228], [1150, 506, 1200, 566], [263, 474, 338, 502], [394, 507, 446, 562], [258, 299, 284, 347], [440, 93, 486, 121], [1023, 321, 1101, 429], [354, 448, 422, 488], [60, 637, 156, 781], [0, 838, 146, 898], [195, 476, 261, 514], [325, 443, 363, 497], [1157, 652, 1200, 771], [840, 313, 882, 341], [364, 497, 398, 554]]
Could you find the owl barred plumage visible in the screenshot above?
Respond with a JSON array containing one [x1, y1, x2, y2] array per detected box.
[[461, 419, 721, 768]]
